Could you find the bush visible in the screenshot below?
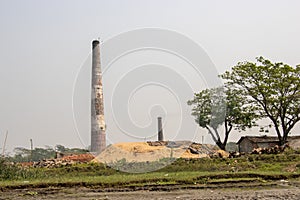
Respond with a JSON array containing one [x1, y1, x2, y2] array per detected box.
[[0, 158, 46, 180], [0, 158, 19, 180]]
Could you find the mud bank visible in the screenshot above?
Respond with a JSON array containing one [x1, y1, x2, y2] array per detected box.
[[1, 181, 299, 200]]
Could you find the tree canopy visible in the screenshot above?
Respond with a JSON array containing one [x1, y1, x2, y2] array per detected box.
[[188, 86, 257, 150], [221, 57, 300, 145], [11, 145, 88, 162]]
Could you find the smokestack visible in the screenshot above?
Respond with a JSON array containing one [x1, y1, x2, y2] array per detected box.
[[158, 117, 163, 141], [91, 40, 106, 153]]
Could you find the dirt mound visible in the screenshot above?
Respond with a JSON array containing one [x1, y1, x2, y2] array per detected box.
[[94, 141, 216, 163], [94, 142, 182, 163], [114, 142, 165, 153], [61, 153, 95, 162], [181, 149, 209, 159]]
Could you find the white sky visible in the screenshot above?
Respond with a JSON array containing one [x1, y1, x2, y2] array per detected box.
[[0, 0, 299, 154]]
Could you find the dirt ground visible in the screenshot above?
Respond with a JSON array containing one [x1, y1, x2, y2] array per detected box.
[[94, 141, 215, 164], [1, 183, 300, 200]]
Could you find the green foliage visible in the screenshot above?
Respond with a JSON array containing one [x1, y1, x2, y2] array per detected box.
[[10, 145, 88, 162], [1, 151, 299, 188], [187, 87, 257, 150], [12, 146, 56, 162], [55, 144, 89, 154], [0, 158, 45, 180], [0, 158, 18, 179], [41, 162, 117, 177], [108, 158, 176, 173], [221, 57, 300, 145]]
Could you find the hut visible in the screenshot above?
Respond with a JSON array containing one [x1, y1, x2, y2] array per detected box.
[[237, 135, 300, 153]]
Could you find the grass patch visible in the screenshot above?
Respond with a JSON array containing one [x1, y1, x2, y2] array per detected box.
[[206, 177, 260, 183], [0, 150, 299, 190]]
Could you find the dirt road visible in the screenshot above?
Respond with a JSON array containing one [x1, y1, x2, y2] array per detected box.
[[1, 184, 300, 200]]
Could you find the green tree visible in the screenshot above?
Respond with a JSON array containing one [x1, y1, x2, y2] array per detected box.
[[188, 87, 257, 150], [12, 146, 55, 162], [55, 144, 66, 152], [55, 144, 88, 154], [221, 57, 300, 145], [10, 145, 89, 162], [13, 147, 31, 162], [31, 147, 55, 161]]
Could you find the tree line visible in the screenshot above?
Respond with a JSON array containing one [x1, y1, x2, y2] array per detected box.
[[7, 145, 88, 162], [188, 57, 300, 150]]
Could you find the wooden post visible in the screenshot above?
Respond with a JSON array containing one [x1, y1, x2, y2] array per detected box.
[[30, 139, 33, 161], [1, 131, 8, 157]]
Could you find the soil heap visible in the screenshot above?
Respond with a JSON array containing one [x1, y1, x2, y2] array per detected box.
[[93, 141, 218, 163]]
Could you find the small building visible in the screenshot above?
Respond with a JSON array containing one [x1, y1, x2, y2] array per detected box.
[[237, 136, 279, 153], [237, 135, 300, 153]]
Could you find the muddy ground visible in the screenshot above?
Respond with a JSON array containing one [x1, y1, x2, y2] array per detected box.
[[1, 181, 300, 200]]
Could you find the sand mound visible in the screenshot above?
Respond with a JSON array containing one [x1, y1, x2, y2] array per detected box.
[[114, 142, 164, 153], [93, 141, 215, 163], [181, 149, 209, 159]]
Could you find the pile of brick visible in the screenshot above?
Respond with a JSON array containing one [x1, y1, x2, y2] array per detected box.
[[209, 150, 230, 158], [147, 141, 168, 146], [21, 153, 95, 168], [60, 153, 95, 162], [251, 145, 286, 155], [228, 151, 243, 158], [32, 159, 75, 168]]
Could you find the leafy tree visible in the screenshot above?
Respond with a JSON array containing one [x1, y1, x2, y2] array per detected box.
[[65, 147, 88, 154], [55, 144, 66, 152], [11, 145, 89, 162], [13, 147, 31, 162], [221, 57, 300, 145], [55, 144, 88, 154], [13, 147, 55, 162], [188, 87, 257, 150], [31, 147, 55, 161]]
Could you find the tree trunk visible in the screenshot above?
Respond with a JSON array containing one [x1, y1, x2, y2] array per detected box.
[[216, 140, 226, 151]]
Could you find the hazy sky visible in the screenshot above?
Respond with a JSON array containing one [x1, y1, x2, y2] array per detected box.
[[0, 0, 300, 154]]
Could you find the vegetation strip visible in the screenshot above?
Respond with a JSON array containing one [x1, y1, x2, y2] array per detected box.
[[0, 172, 299, 191], [1, 150, 299, 192]]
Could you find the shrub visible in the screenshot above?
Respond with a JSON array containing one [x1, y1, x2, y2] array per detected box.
[[0, 158, 19, 180], [0, 158, 46, 180]]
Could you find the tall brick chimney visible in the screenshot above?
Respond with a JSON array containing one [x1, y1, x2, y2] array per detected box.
[[91, 40, 106, 153], [158, 117, 163, 141]]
